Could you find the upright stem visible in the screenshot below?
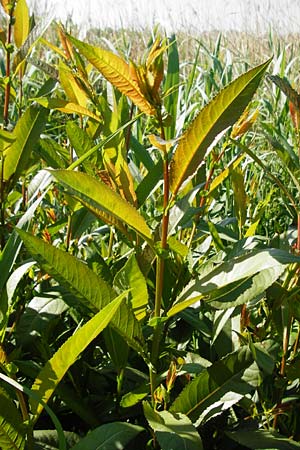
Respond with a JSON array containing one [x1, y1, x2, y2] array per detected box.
[[150, 108, 169, 402], [3, 6, 15, 128]]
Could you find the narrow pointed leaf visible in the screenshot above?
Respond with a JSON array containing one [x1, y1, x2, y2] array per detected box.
[[14, 0, 29, 48], [32, 97, 100, 122], [170, 58, 271, 195], [69, 36, 156, 115], [16, 229, 114, 311], [70, 422, 144, 450], [30, 293, 125, 418], [144, 402, 203, 450], [0, 393, 25, 450], [168, 248, 300, 317], [3, 105, 48, 186], [114, 254, 148, 320], [16, 230, 145, 355], [227, 429, 300, 449], [170, 346, 260, 425], [50, 170, 153, 244]]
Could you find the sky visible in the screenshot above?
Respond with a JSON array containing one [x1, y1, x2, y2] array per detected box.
[[26, 0, 300, 35]]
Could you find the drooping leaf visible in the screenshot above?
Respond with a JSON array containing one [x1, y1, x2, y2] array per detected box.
[[169, 58, 271, 196], [227, 429, 300, 449], [143, 402, 203, 450], [70, 422, 144, 450], [16, 229, 114, 312], [32, 97, 100, 122], [13, 0, 29, 48], [29, 293, 125, 419], [69, 35, 156, 116], [114, 254, 148, 320], [170, 346, 260, 425], [0, 391, 25, 450], [16, 230, 145, 356], [168, 248, 300, 316], [2, 105, 48, 187], [50, 170, 153, 245]]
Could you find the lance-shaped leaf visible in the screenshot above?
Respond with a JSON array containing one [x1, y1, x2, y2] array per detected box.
[[143, 402, 203, 450], [70, 422, 144, 450], [0, 392, 25, 450], [170, 58, 271, 196], [16, 229, 114, 311], [227, 429, 300, 450], [168, 248, 300, 317], [3, 105, 48, 187], [32, 97, 100, 122], [13, 0, 29, 48], [170, 346, 260, 425], [30, 293, 125, 419], [68, 36, 156, 116], [16, 230, 145, 356], [50, 170, 153, 245]]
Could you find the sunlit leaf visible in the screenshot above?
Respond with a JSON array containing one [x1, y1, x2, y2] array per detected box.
[[170, 58, 271, 196], [114, 254, 148, 320], [69, 35, 156, 116], [13, 0, 29, 48], [0, 391, 25, 450], [32, 97, 100, 122], [2, 105, 48, 186], [50, 170, 153, 245], [30, 293, 125, 418]]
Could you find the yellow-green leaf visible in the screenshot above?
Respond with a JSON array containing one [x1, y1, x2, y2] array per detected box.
[[32, 97, 101, 121], [30, 293, 125, 419], [13, 0, 29, 48], [69, 35, 156, 116], [170, 58, 271, 196], [51, 170, 153, 245]]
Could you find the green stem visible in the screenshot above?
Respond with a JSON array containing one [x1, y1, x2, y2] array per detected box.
[[3, 5, 15, 128], [150, 108, 169, 403]]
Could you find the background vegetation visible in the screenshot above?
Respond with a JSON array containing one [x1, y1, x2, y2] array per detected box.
[[2, 1, 300, 449]]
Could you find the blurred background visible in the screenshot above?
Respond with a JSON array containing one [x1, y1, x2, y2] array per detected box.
[[26, 0, 300, 34]]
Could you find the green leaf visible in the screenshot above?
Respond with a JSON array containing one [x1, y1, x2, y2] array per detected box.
[[16, 230, 146, 356], [16, 229, 114, 312], [33, 430, 80, 450], [170, 346, 260, 425], [0, 392, 25, 450], [208, 265, 285, 309], [50, 170, 153, 245], [114, 254, 148, 320], [2, 105, 48, 187], [70, 422, 144, 450], [227, 429, 300, 449], [164, 34, 180, 140], [168, 248, 300, 316], [170, 58, 271, 196], [143, 402, 203, 450], [29, 293, 125, 419], [16, 290, 69, 346], [32, 97, 100, 122]]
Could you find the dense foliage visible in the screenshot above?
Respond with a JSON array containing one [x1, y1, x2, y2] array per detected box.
[[1, 1, 300, 449]]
